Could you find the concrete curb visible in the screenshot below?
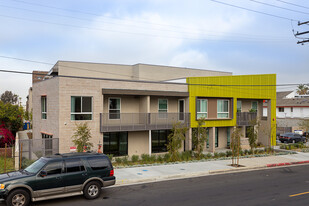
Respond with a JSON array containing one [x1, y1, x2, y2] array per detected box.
[[267, 160, 309, 167]]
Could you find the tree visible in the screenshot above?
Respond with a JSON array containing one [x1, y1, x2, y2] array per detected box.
[[167, 122, 188, 161], [231, 126, 242, 167], [0, 124, 15, 147], [72, 122, 93, 152], [0, 91, 18, 104], [299, 119, 309, 139], [192, 118, 208, 159], [0, 101, 24, 136], [296, 84, 309, 95], [247, 119, 259, 153]]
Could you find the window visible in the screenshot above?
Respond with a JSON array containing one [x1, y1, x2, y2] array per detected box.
[[65, 158, 85, 173], [227, 127, 231, 147], [197, 99, 207, 119], [251, 101, 258, 112], [44, 161, 63, 176], [237, 100, 242, 113], [103, 132, 128, 156], [42, 133, 53, 156], [291, 107, 293, 112], [278, 107, 284, 112], [152, 130, 171, 153], [215, 128, 218, 147], [109, 98, 121, 119], [217, 100, 229, 118], [87, 156, 110, 170], [158, 99, 168, 118], [41, 96, 47, 119], [71, 96, 92, 120]]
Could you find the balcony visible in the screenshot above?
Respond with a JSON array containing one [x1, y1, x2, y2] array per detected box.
[[236, 112, 257, 126], [100, 113, 190, 132]]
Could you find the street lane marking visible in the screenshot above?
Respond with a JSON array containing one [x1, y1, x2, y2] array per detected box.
[[290, 191, 309, 197]]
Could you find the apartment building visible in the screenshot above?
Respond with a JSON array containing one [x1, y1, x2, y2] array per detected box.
[[187, 74, 277, 151], [32, 61, 231, 156]]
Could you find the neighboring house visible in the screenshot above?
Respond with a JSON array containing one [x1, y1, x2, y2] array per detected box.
[[265, 91, 309, 134], [32, 61, 231, 156], [187, 74, 276, 152]]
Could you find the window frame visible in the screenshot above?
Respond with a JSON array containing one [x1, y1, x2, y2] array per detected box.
[[64, 158, 85, 173], [278, 107, 284, 112], [217, 99, 229, 119], [251, 101, 258, 112], [108, 97, 121, 120], [237, 100, 242, 113], [41, 96, 47, 119], [71, 96, 93, 121], [196, 98, 208, 120]]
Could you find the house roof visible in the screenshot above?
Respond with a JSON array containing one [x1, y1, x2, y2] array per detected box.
[[276, 91, 309, 107]]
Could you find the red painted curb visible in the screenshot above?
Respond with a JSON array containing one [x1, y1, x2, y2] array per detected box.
[[267, 161, 309, 167]]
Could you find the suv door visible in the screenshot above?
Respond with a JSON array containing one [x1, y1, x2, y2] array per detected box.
[[34, 160, 64, 197], [62, 158, 88, 192]]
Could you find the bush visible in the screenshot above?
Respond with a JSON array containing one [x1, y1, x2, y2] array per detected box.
[[205, 153, 212, 159], [141, 154, 150, 163], [115, 157, 122, 164], [149, 155, 157, 163], [107, 154, 113, 161], [157, 155, 164, 163], [122, 156, 129, 165], [219, 152, 226, 158], [21, 158, 36, 169], [226, 150, 233, 157], [131, 155, 139, 163], [180, 151, 192, 161], [213, 152, 219, 158], [163, 153, 171, 162], [248, 149, 253, 155], [244, 149, 249, 155]]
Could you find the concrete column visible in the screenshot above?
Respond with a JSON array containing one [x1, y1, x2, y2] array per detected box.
[[149, 130, 152, 155], [209, 127, 216, 152]]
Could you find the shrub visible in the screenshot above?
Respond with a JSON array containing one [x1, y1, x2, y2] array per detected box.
[[157, 155, 164, 163], [149, 155, 157, 163], [107, 154, 113, 161], [244, 149, 249, 155], [122, 156, 129, 165], [213, 152, 219, 158], [21, 158, 36, 169], [141, 154, 150, 163], [219, 152, 226, 157], [131, 155, 139, 163], [239, 150, 244, 156], [248, 149, 253, 155], [115, 157, 122, 164], [205, 153, 212, 159], [180, 151, 192, 161], [163, 153, 171, 162], [226, 150, 233, 157]]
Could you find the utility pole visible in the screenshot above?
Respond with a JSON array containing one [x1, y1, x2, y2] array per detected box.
[[296, 21, 309, 45]]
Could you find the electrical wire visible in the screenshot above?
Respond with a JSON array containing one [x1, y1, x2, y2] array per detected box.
[[249, 0, 309, 15], [275, 0, 309, 10], [209, 0, 299, 22]]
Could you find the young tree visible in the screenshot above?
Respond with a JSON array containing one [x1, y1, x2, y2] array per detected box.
[[231, 126, 242, 167], [72, 122, 93, 152], [296, 84, 309, 95], [299, 119, 309, 140], [192, 118, 207, 159], [167, 122, 188, 161], [0, 101, 24, 136], [0, 91, 18, 104], [247, 119, 259, 153]]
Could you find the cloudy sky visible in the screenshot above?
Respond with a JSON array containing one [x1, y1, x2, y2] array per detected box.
[[0, 0, 308, 105]]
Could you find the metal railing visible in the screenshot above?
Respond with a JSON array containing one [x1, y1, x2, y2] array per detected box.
[[100, 113, 190, 132], [236, 112, 257, 126]]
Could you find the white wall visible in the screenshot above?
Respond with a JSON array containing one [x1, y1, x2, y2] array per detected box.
[[276, 107, 309, 118]]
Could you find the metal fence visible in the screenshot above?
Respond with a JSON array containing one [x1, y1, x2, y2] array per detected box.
[[236, 112, 258, 126]]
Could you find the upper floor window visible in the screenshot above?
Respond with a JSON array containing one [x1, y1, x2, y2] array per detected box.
[[197, 99, 207, 119], [291, 107, 293, 112], [251, 101, 258, 112], [278, 107, 284, 112], [71, 96, 92, 120], [41, 96, 47, 119], [158, 99, 168, 118], [109, 98, 121, 119], [217, 100, 229, 118], [237, 100, 242, 113]]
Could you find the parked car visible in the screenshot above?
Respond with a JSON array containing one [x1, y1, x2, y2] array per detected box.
[[279, 132, 306, 143], [0, 152, 115, 206]]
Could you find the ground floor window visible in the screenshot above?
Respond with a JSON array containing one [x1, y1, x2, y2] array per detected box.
[[41, 133, 53, 156], [152, 130, 171, 153], [227, 127, 231, 147], [103, 132, 128, 156], [215, 128, 218, 148]]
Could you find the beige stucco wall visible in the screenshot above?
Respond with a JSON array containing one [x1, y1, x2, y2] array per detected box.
[[218, 127, 228, 149], [32, 78, 59, 140], [128, 131, 149, 156]]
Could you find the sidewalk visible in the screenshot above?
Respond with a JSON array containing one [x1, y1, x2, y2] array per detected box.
[[114, 152, 309, 186]]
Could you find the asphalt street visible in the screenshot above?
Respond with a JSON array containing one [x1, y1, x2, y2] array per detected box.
[[2, 165, 309, 206]]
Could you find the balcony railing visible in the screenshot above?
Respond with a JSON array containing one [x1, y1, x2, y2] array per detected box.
[[236, 112, 257, 126], [100, 113, 190, 132]]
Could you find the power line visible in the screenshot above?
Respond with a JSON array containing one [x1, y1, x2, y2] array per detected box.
[[275, 0, 309, 10], [249, 0, 309, 15], [0, 3, 291, 40], [0, 69, 306, 87], [209, 0, 299, 21]]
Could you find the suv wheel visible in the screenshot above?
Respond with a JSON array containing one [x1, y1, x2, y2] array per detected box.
[[6, 189, 30, 206], [84, 181, 101, 199]]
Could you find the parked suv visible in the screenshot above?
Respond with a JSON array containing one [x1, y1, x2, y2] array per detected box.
[[0, 152, 115, 206]]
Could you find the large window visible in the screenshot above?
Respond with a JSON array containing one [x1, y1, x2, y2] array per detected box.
[[251, 101, 258, 112], [103, 132, 128, 156], [237, 100, 242, 113], [152, 130, 171, 153], [278, 107, 284, 112], [71, 96, 92, 120], [217, 100, 229, 118], [109, 98, 121, 119], [87, 156, 111, 170], [158, 99, 168, 118], [41, 96, 47, 119], [197, 99, 207, 119]]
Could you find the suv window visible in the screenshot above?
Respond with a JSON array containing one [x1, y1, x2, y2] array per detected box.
[[44, 161, 63, 176], [87, 156, 110, 170], [65, 158, 85, 173]]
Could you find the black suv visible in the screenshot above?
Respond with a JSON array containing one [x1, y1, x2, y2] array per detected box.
[[0, 152, 115, 206]]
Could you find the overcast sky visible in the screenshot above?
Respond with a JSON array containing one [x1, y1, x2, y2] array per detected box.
[[0, 0, 308, 105]]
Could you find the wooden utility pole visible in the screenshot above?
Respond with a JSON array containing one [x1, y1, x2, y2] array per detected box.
[[296, 21, 309, 45]]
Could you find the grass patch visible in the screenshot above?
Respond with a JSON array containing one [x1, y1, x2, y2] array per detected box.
[[0, 156, 15, 173]]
